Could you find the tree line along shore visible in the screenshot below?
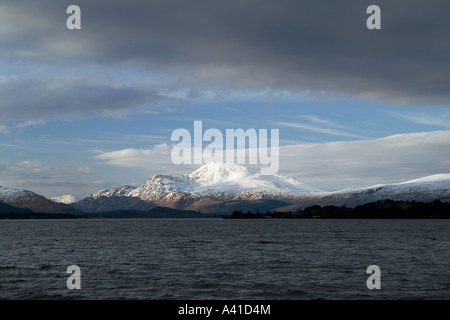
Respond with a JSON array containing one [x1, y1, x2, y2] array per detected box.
[[224, 199, 450, 219], [1, 199, 450, 219]]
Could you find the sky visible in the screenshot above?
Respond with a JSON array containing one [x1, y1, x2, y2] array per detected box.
[[1, 0, 450, 199]]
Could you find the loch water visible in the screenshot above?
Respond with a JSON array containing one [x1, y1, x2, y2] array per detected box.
[[1, 219, 449, 300]]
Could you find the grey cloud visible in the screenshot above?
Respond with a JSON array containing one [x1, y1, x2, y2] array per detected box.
[[0, 75, 166, 123], [1, 0, 449, 111]]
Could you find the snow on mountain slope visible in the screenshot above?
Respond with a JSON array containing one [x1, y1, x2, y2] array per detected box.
[[398, 174, 450, 187], [328, 174, 450, 194], [130, 175, 192, 195], [91, 185, 136, 199], [188, 163, 321, 196], [50, 195, 77, 204], [0, 186, 37, 203], [312, 173, 450, 208], [273, 174, 450, 212], [359, 174, 450, 194]]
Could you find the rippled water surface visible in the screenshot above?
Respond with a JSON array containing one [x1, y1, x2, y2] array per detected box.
[[1, 219, 449, 299]]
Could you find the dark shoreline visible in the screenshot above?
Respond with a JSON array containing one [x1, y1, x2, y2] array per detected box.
[[1, 199, 450, 219]]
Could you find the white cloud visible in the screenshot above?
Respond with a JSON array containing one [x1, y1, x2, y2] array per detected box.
[[94, 144, 174, 168], [276, 121, 367, 139], [3, 160, 93, 186], [299, 115, 342, 127], [393, 113, 450, 128], [0, 124, 9, 134], [15, 119, 46, 128], [7, 161, 92, 176], [151, 143, 172, 154]]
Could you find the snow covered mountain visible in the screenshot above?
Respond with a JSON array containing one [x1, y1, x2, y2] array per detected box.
[[349, 174, 450, 203], [130, 163, 320, 200], [0, 186, 37, 204], [50, 195, 77, 204], [189, 163, 320, 196], [278, 174, 450, 211], [91, 185, 136, 199], [0, 186, 81, 213], [73, 163, 320, 213], [72, 164, 450, 214]]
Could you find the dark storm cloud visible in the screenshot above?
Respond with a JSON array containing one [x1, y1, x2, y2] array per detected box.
[[1, 0, 449, 120]]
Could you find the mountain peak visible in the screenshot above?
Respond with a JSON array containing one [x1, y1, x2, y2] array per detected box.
[[50, 195, 77, 204], [0, 186, 33, 202], [187, 163, 320, 195], [89, 163, 320, 208], [189, 163, 255, 186]]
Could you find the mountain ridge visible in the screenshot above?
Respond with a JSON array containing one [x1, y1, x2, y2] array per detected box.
[[70, 163, 450, 214]]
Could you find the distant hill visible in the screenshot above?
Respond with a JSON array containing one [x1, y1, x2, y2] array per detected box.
[[50, 195, 77, 204], [0, 186, 83, 214]]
